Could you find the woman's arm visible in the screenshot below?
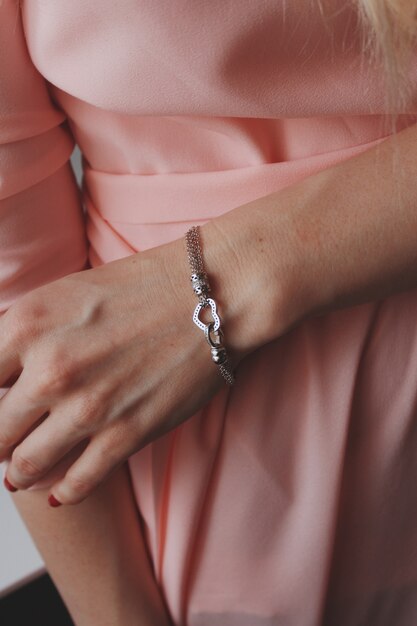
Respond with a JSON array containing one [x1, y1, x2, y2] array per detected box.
[[198, 120, 417, 355], [2, 120, 417, 507], [9, 463, 173, 626]]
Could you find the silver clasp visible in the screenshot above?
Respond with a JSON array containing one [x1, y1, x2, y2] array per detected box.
[[204, 322, 227, 365], [192, 298, 221, 332]]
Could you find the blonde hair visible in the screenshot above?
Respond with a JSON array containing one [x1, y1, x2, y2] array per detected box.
[[353, 0, 417, 204], [356, 0, 417, 116], [314, 0, 417, 195]]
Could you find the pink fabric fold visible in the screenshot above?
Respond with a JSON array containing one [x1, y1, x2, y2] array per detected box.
[[83, 133, 390, 226]]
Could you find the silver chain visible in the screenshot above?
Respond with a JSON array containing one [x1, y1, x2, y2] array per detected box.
[[185, 225, 236, 385]]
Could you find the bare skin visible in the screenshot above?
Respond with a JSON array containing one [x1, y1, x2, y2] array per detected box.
[[2, 119, 417, 624], [7, 463, 174, 626]]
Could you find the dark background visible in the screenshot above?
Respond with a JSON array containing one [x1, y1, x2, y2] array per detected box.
[[0, 574, 73, 626]]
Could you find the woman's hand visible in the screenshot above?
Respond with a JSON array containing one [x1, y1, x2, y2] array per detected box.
[[0, 230, 264, 506]]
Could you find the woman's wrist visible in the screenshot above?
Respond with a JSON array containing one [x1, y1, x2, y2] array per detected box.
[[196, 199, 308, 360], [196, 119, 417, 365], [156, 212, 298, 368], [177, 120, 417, 369]]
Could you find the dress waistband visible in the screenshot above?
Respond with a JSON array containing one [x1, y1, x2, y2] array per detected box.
[[83, 134, 388, 225]]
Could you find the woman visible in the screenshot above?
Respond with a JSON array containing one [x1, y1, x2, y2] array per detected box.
[[1, 0, 417, 624]]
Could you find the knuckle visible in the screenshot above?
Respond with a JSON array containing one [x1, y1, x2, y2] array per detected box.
[[12, 449, 43, 479], [70, 399, 101, 433], [35, 356, 75, 397], [65, 472, 91, 497], [100, 423, 137, 466], [5, 307, 34, 347], [70, 392, 104, 432], [96, 434, 120, 465], [78, 391, 102, 418], [70, 410, 95, 433], [11, 294, 47, 335], [20, 383, 44, 408]]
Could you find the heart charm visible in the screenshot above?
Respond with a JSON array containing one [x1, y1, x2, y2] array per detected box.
[[193, 298, 221, 332]]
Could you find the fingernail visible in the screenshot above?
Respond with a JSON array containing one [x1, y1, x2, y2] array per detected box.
[[3, 476, 18, 492], [48, 493, 62, 507]]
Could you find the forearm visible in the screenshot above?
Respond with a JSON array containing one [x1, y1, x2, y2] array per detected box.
[[196, 121, 417, 358], [10, 464, 173, 626]]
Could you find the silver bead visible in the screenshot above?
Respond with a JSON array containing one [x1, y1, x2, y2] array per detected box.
[[190, 271, 208, 283], [211, 346, 227, 364], [194, 284, 204, 295], [191, 273, 210, 296]]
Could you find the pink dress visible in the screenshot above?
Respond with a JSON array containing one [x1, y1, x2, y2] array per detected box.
[[2, 1, 417, 623]]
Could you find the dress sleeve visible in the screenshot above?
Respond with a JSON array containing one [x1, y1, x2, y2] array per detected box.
[[0, 0, 90, 489], [0, 0, 89, 314]]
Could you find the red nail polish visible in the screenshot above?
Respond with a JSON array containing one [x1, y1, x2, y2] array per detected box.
[[3, 476, 18, 492], [48, 493, 62, 507]]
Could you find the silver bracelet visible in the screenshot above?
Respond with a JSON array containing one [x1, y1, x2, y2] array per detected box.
[[185, 225, 236, 386]]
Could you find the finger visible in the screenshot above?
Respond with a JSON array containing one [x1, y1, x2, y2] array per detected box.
[[0, 368, 50, 461], [4, 408, 92, 490], [48, 424, 139, 506], [0, 309, 25, 387]]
